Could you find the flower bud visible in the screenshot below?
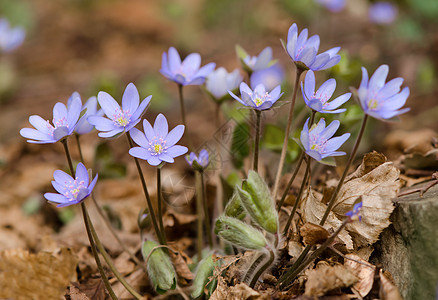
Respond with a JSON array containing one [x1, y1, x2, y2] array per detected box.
[[141, 239, 176, 294], [215, 216, 267, 250], [224, 189, 246, 220], [137, 208, 151, 230], [191, 254, 218, 299], [238, 170, 278, 234]]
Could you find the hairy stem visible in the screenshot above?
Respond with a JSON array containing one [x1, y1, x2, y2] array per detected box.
[[76, 135, 145, 270], [283, 156, 311, 236], [279, 220, 348, 289], [126, 132, 166, 245], [195, 172, 204, 260], [319, 114, 368, 225], [249, 249, 276, 288], [178, 84, 193, 149], [201, 171, 213, 249], [84, 204, 143, 299], [272, 68, 304, 199], [157, 167, 166, 243], [253, 110, 262, 172], [277, 110, 316, 212]]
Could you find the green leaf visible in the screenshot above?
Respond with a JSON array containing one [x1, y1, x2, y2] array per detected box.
[[215, 216, 267, 250]]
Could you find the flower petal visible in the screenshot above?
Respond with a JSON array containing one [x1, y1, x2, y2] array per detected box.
[[98, 128, 123, 138], [122, 83, 140, 113], [44, 193, 68, 203], [130, 127, 149, 148], [166, 125, 185, 147], [67, 96, 82, 129], [98, 91, 120, 119], [159, 153, 175, 163], [29, 115, 51, 134], [195, 62, 216, 78], [324, 93, 351, 110], [377, 77, 403, 100], [304, 70, 315, 99], [324, 133, 350, 152], [19, 128, 51, 142], [75, 163, 89, 186], [53, 102, 67, 122], [153, 114, 168, 138], [129, 147, 152, 161], [167, 145, 188, 158], [369, 65, 389, 96], [253, 47, 272, 70], [131, 95, 152, 122], [168, 47, 182, 73], [147, 156, 162, 166], [87, 116, 116, 131], [54, 169, 74, 184], [182, 53, 201, 75]]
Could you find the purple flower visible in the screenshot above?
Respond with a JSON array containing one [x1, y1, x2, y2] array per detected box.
[[369, 2, 397, 25], [301, 70, 351, 113], [129, 114, 188, 166], [186, 149, 209, 170], [229, 82, 283, 111], [300, 118, 350, 161], [286, 23, 341, 71], [237, 46, 275, 73], [206, 67, 243, 100], [44, 163, 98, 208], [250, 64, 285, 92], [345, 202, 362, 222], [315, 0, 346, 12], [358, 65, 410, 120], [0, 18, 25, 52], [20, 96, 82, 144], [88, 83, 151, 138], [67, 93, 104, 135], [160, 47, 216, 86]]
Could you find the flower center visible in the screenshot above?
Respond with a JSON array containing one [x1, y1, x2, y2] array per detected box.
[[148, 137, 168, 156], [63, 177, 86, 201], [112, 108, 131, 127], [46, 117, 69, 137], [252, 92, 270, 107], [368, 99, 379, 111]]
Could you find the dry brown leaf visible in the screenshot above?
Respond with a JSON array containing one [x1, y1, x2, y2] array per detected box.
[[345, 151, 387, 181], [66, 284, 91, 300], [288, 241, 304, 260], [300, 190, 353, 249], [300, 222, 330, 246], [169, 250, 194, 284], [68, 278, 106, 300], [379, 269, 403, 300], [210, 276, 268, 300], [333, 162, 401, 247], [0, 248, 78, 299], [384, 128, 437, 155], [304, 262, 358, 297], [344, 254, 376, 297]]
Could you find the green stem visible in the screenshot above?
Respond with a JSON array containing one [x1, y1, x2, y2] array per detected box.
[[277, 110, 316, 212], [279, 220, 348, 289], [272, 68, 304, 199], [156, 167, 167, 244], [319, 114, 369, 226], [253, 110, 261, 172], [80, 203, 118, 300], [75, 135, 145, 270], [201, 171, 213, 249], [61, 139, 74, 175], [178, 84, 193, 149], [283, 155, 311, 236], [195, 172, 204, 260], [126, 132, 166, 246]]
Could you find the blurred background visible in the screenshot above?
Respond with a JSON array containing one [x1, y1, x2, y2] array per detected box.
[[0, 0, 437, 262]]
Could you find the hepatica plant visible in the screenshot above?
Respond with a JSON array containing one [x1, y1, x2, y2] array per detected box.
[[45, 163, 98, 207], [0, 17, 25, 52], [19, 15, 411, 298], [20, 96, 82, 143], [88, 82, 151, 138], [129, 114, 188, 166]]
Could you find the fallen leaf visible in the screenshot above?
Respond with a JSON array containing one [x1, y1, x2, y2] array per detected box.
[[384, 128, 437, 155], [300, 222, 330, 246], [0, 248, 78, 299], [210, 276, 268, 300], [333, 162, 401, 247], [68, 278, 106, 300], [169, 249, 194, 285], [300, 190, 353, 249], [66, 283, 90, 300], [304, 262, 358, 297], [345, 151, 387, 181], [379, 269, 403, 300], [344, 254, 375, 297]]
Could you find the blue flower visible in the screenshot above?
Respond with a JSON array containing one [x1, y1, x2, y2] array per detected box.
[[250, 64, 285, 92], [20, 96, 82, 144], [345, 202, 362, 222], [237, 46, 275, 73], [229, 82, 283, 111], [315, 0, 346, 12], [44, 163, 98, 208], [67, 93, 104, 135], [369, 2, 397, 25], [301, 70, 351, 113], [129, 114, 188, 166], [286, 23, 341, 71], [160, 47, 216, 86], [88, 83, 151, 138], [205, 67, 243, 100], [186, 149, 209, 170], [0, 18, 25, 52], [358, 65, 409, 120], [300, 118, 350, 161]]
